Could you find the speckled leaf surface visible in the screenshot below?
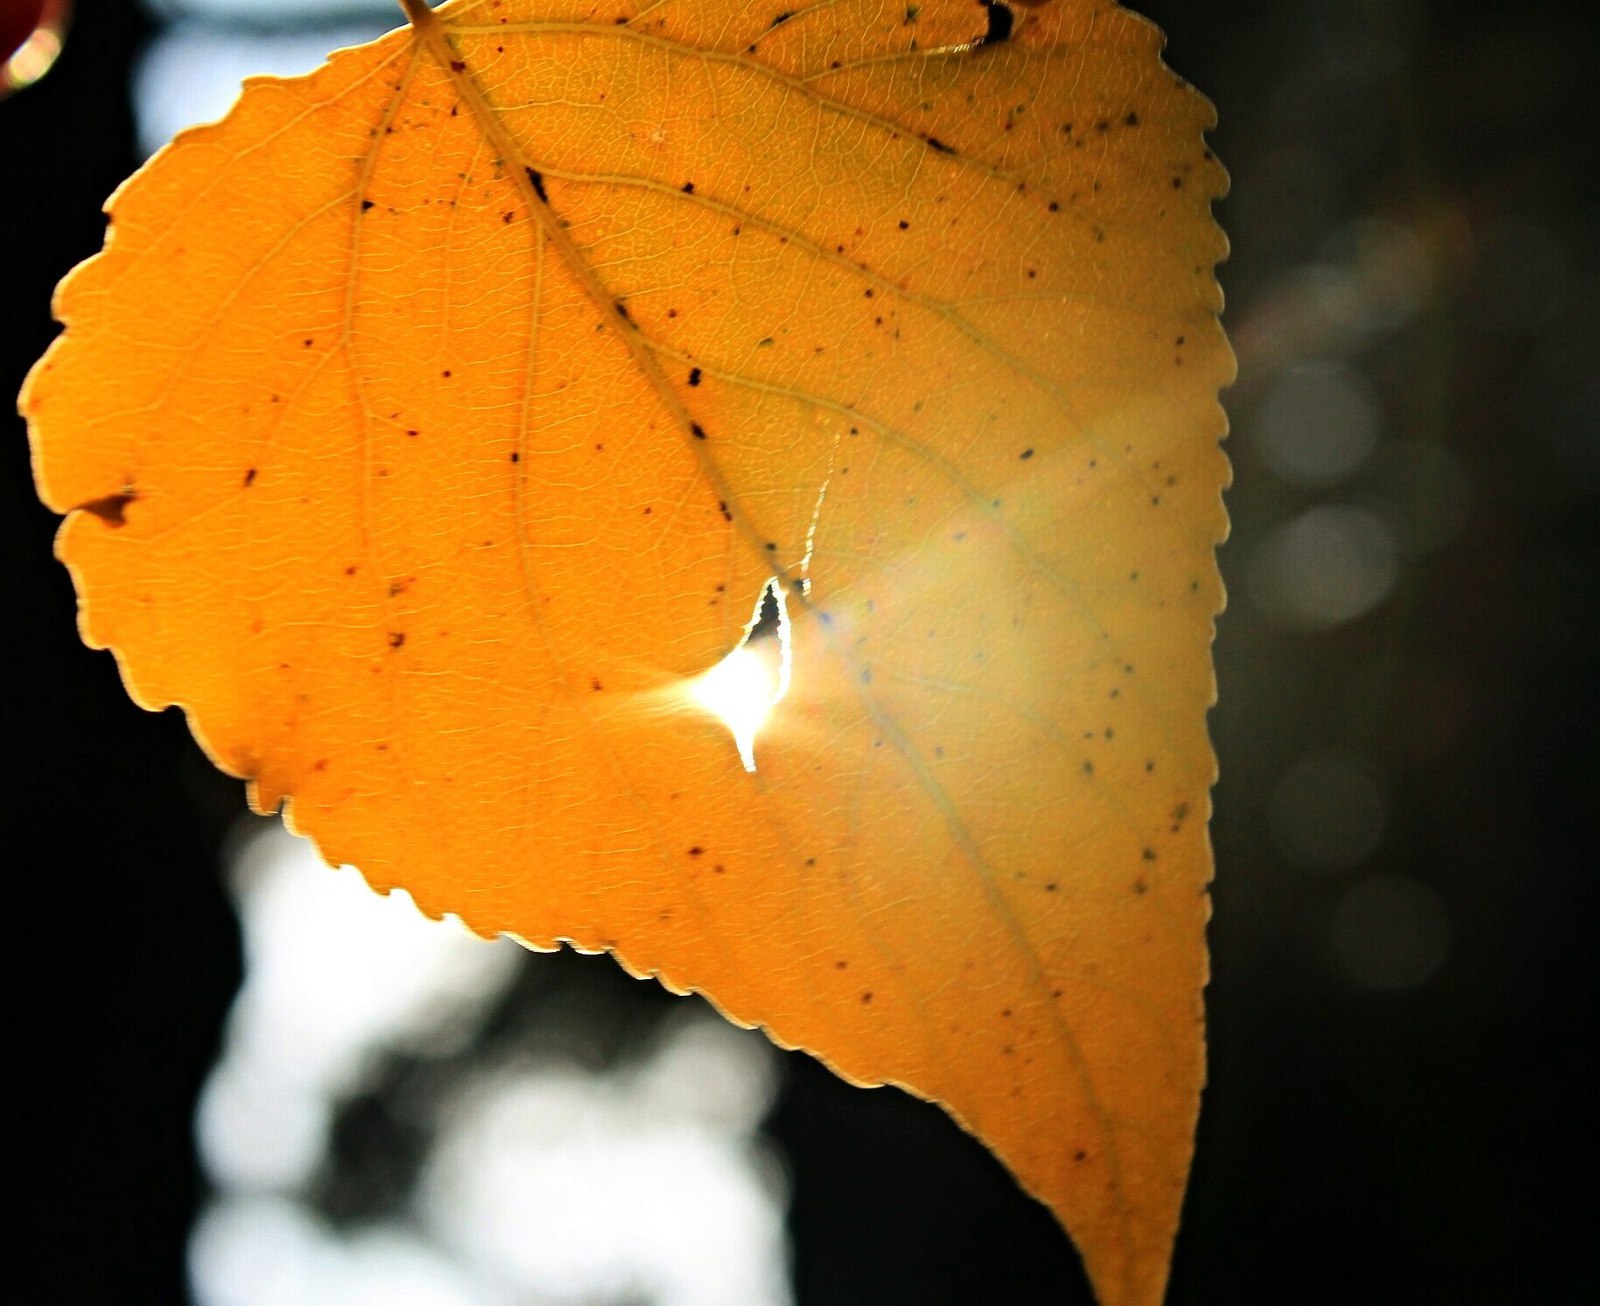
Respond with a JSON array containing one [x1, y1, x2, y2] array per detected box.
[[21, 1, 1230, 1299]]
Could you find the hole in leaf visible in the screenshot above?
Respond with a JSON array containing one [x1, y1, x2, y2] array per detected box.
[[688, 581, 791, 773]]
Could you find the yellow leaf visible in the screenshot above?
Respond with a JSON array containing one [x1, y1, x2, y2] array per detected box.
[[21, 1, 1231, 1300]]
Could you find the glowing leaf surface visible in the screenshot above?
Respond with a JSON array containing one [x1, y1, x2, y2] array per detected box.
[[22, 1, 1231, 1300]]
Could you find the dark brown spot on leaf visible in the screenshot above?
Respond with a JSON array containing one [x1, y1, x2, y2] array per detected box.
[[75, 491, 136, 527]]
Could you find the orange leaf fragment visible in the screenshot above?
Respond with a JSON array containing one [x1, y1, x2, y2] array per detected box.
[[21, 1, 1231, 1301]]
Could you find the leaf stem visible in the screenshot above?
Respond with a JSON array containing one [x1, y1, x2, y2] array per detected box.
[[396, 0, 433, 34]]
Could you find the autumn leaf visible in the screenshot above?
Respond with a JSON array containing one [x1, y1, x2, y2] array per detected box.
[[21, 0, 1231, 1301]]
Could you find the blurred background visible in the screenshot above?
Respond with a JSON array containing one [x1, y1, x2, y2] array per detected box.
[[3, 0, 1595, 1301]]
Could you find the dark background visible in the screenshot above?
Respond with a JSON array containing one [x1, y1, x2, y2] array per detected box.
[[4, 0, 1595, 1301]]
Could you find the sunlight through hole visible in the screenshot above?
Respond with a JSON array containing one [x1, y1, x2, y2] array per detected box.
[[689, 582, 791, 773]]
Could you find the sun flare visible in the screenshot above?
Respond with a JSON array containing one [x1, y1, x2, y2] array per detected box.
[[688, 584, 791, 773]]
